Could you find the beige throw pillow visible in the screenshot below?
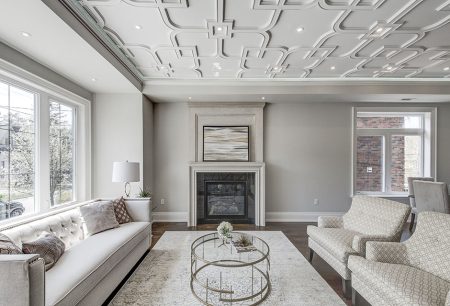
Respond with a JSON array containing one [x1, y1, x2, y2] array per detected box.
[[112, 197, 132, 224], [80, 201, 119, 236], [22, 231, 65, 271], [0, 233, 22, 254]]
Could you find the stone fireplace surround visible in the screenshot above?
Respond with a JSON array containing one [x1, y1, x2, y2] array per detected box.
[[188, 102, 265, 226]]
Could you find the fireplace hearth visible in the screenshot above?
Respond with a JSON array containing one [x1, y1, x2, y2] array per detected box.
[[197, 172, 255, 224]]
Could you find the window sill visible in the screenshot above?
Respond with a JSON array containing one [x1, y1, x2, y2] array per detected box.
[[352, 193, 408, 198]]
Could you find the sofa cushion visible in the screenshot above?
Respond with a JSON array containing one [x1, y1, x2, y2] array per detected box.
[[112, 197, 132, 224], [307, 225, 358, 262], [0, 233, 22, 254], [45, 222, 150, 306], [349, 255, 450, 306], [22, 231, 65, 271], [80, 201, 119, 236]]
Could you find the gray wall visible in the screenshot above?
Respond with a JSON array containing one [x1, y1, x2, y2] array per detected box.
[[92, 93, 144, 198], [151, 102, 450, 215], [153, 103, 189, 212], [143, 95, 154, 195]]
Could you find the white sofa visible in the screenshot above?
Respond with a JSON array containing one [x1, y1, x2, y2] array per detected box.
[[0, 198, 152, 306]]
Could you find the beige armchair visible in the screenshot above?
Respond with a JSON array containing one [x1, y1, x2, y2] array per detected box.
[[307, 195, 410, 297], [348, 212, 450, 306]]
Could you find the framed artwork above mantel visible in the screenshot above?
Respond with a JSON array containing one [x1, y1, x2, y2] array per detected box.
[[203, 126, 250, 162]]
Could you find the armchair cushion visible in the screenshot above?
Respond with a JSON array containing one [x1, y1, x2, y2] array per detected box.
[[352, 234, 392, 256], [349, 255, 450, 306], [307, 226, 358, 262], [318, 216, 343, 228], [365, 241, 409, 264]]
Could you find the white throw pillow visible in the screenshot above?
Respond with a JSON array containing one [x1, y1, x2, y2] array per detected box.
[[80, 201, 119, 236]]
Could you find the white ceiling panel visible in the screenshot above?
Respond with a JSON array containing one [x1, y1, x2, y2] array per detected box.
[[76, 0, 450, 80]]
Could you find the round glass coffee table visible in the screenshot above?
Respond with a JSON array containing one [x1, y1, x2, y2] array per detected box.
[[190, 232, 271, 305]]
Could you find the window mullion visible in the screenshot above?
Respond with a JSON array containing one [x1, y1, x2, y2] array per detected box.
[[384, 134, 392, 194], [38, 94, 50, 212]]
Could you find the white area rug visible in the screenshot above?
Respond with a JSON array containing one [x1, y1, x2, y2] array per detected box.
[[110, 231, 346, 306]]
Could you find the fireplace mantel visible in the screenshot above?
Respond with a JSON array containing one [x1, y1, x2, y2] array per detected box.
[[189, 162, 265, 226]]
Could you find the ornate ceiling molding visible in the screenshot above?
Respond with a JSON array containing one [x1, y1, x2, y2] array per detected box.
[[73, 0, 450, 80]]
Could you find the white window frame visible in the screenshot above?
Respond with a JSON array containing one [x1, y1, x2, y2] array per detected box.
[[351, 107, 436, 197], [0, 63, 91, 225]]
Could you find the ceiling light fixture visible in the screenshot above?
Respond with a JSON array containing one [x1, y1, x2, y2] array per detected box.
[[261, 97, 265, 100], [21, 32, 31, 37], [444, 67, 450, 71], [134, 25, 142, 30], [376, 27, 383, 33], [386, 66, 393, 71], [217, 27, 223, 31], [330, 66, 336, 70], [91, 78, 97, 82], [188, 97, 192, 100], [296, 27, 304, 32]]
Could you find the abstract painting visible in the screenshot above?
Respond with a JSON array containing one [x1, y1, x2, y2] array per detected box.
[[203, 126, 249, 161]]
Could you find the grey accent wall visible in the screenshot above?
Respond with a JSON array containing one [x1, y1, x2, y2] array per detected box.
[[92, 93, 144, 198], [151, 102, 450, 215], [153, 103, 189, 212], [143, 95, 154, 194]]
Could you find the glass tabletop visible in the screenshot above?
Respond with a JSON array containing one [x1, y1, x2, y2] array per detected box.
[[191, 232, 270, 267]]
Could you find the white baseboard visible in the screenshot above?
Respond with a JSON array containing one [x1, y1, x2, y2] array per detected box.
[[152, 211, 188, 222], [152, 211, 345, 223], [266, 211, 345, 222]]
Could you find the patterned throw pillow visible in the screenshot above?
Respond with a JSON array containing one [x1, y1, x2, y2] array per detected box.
[[22, 232, 65, 271], [80, 201, 120, 235], [112, 197, 132, 224], [0, 233, 22, 254]]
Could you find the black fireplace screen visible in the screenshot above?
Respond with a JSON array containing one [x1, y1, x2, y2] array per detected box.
[[205, 181, 247, 220]]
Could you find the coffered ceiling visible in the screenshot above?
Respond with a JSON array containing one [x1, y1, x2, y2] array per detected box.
[[75, 0, 450, 80]]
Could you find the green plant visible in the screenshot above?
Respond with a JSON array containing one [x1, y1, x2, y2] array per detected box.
[[138, 187, 152, 198], [236, 234, 252, 247]]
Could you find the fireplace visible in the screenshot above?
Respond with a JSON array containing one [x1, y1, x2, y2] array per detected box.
[[197, 172, 255, 224]]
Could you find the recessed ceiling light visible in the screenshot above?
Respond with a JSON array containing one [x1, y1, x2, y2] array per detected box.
[[330, 66, 336, 70], [217, 27, 223, 31], [134, 25, 142, 30], [296, 27, 304, 32], [376, 27, 383, 33], [188, 97, 192, 100], [21, 32, 31, 37], [444, 67, 450, 71], [91, 78, 97, 82], [386, 66, 393, 71], [261, 96, 265, 100]]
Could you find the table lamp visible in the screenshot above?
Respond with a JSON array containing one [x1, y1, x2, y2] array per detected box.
[[112, 161, 140, 197]]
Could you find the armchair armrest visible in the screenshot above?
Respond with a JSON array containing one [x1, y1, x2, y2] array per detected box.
[[352, 234, 392, 256], [125, 198, 152, 222], [365, 241, 409, 264], [317, 216, 343, 228], [0, 254, 45, 306]]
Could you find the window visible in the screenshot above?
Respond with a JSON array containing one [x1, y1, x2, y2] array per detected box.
[[0, 82, 36, 219], [353, 109, 435, 195], [0, 72, 90, 224], [49, 101, 75, 206]]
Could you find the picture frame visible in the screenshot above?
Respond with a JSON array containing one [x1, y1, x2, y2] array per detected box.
[[203, 126, 250, 162]]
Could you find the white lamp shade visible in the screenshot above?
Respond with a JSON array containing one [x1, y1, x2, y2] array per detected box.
[[112, 161, 140, 183]]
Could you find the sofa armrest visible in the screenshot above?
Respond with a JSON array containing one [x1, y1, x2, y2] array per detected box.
[[317, 216, 343, 228], [125, 198, 152, 222], [352, 235, 392, 256], [365, 241, 409, 264], [446, 291, 450, 306], [0, 254, 45, 306]]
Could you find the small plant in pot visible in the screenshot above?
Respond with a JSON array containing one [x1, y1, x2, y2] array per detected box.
[[138, 187, 151, 198]]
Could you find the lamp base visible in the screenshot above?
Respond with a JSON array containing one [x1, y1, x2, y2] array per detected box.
[[124, 182, 131, 197]]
